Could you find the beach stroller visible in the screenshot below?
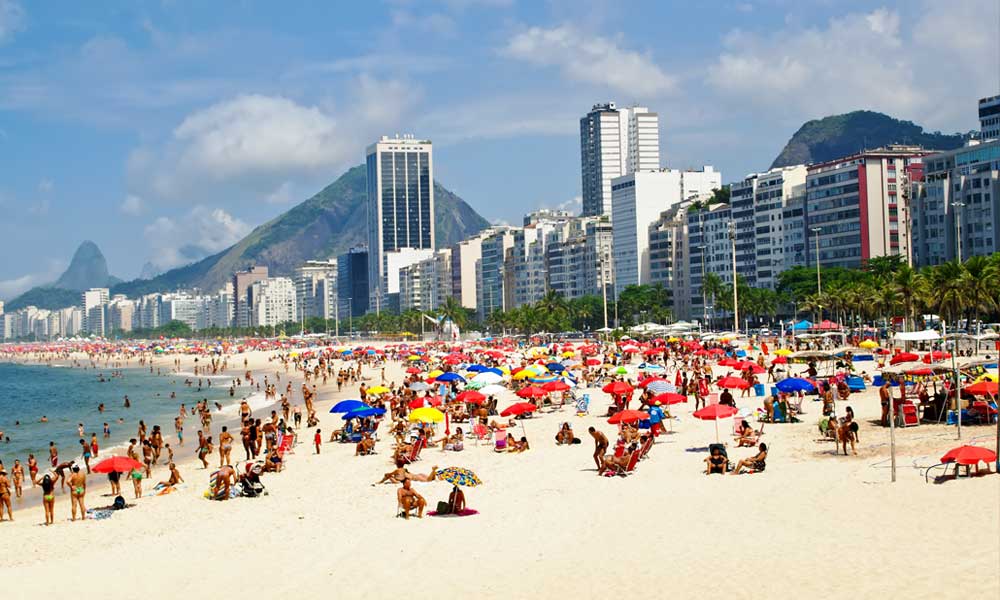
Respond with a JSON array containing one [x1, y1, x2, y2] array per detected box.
[[576, 394, 590, 416], [240, 463, 266, 498], [708, 443, 735, 472]]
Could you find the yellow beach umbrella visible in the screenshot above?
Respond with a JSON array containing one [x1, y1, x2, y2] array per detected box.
[[975, 373, 998, 383], [367, 385, 390, 395], [774, 349, 792, 356], [407, 355, 422, 361], [513, 370, 534, 380], [562, 351, 575, 358], [427, 369, 445, 379], [859, 340, 878, 349], [408, 407, 444, 423]]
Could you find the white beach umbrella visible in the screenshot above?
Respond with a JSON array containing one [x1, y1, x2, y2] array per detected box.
[[479, 384, 508, 396], [472, 372, 504, 385]]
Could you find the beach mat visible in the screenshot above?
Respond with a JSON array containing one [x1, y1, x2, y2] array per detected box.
[[428, 508, 479, 518]]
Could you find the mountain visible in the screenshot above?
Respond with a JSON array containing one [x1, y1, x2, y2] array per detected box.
[[112, 165, 491, 296], [771, 111, 968, 169], [4, 241, 122, 309], [54, 241, 119, 291]]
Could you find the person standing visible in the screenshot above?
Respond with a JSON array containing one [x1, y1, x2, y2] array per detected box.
[[219, 426, 233, 467], [48, 441, 58, 467], [11, 460, 23, 498], [314, 428, 322, 454], [588, 427, 608, 472], [0, 468, 12, 521], [68, 465, 87, 521]]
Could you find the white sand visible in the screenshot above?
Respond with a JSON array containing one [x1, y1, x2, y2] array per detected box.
[[1, 347, 997, 599]]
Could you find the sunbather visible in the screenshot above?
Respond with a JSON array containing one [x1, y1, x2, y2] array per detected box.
[[397, 478, 426, 519], [433, 427, 464, 451], [704, 446, 728, 475], [555, 422, 579, 445], [732, 443, 767, 474], [508, 436, 530, 452], [599, 443, 637, 475], [735, 420, 756, 447], [356, 431, 376, 456], [375, 458, 437, 485]]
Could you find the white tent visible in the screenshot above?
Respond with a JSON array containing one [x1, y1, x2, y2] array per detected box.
[[893, 330, 941, 342]]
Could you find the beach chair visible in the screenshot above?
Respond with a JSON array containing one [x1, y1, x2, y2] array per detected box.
[[603, 450, 640, 477], [493, 430, 508, 452], [638, 436, 654, 460], [471, 422, 492, 443], [576, 394, 590, 416], [400, 440, 423, 464]]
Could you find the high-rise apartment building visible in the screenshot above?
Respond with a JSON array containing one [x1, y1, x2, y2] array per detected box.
[[979, 95, 1000, 141], [337, 247, 369, 319], [294, 260, 338, 322], [81, 287, 109, 335], [750, 165, 807, 289], [233, 266, 268, 328], [806, 145, 929, 269], [580, 102, 660, 217], [249, 277, 297, 328], [366, 135, 435, 311]]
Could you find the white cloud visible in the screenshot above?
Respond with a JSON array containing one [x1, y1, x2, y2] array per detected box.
[[706, 3, 998, 131], [390, 10, 456, 36], [0, 258, 67, 300], [143, 206, 251, 271], [265, 181, 295, 205], [502, 25, 676, 97], [37, 179, 53, 193], [120, 195, 144, 216], [0, 0, 24, 44]]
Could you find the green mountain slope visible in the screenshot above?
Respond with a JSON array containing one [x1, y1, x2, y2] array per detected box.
[[4, 286, 80, 311], [112, 165, 490, 296], [771, 111, 967, 168]]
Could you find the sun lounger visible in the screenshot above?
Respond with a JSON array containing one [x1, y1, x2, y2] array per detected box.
[[638, 436, 654, 460], [603, 450, 640, 477]]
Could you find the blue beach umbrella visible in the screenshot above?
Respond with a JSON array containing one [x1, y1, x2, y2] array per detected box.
[[483, 367, 504, 376], [436, 372, 466, 383], [342, 406, 386, 420], [546, 362, 566, 373], [466, 364, 488, 373], [776, 378, 816, 393], [330, 399, 367, 413]]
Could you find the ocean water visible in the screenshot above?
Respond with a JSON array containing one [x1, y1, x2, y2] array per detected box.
[[0, 362, 240, 469]]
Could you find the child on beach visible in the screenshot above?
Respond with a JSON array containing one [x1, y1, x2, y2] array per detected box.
[[314, 428, 322, 454]]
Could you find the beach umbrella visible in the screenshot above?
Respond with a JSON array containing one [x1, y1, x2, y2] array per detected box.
[[546, 362, 565, 373], [964, 381, 998, 396], [479, 384, 507, 396], [367, 385, 390, 395], [516, 385, 548, 399], [500, 402, 537, 417], [922, 351, 951, 364], [529, 373, 559, 383], [409, 407, 445, 423], [92, 456, 143, 474], [408, 381, 430, 392], [693, 404, 739, 442], [859, 340, 878, 349], [436, 372, 466, 383], [456, 390, 486, 404], [772, 356, 788, 364], [890, 352, 919, 365], [408, 397, 442, 409], [542, 380, 571, 392], [607, 409, 649, 424], [774, 349, 792, 356], [639, 376, 668, 389], [343, 406, 386, 420], [645, 380, 673, 395], [436, 467, 483, 487], [472, 372, 504, 385], [330, 399, 367, 413], [650, 392, 687, 406], [940, 445, 997, 466], [602, 381, 634, 395], [613, 366, 631, 375], [716, 376, 750, 390], [585, 358, 602, 366], [776, 378, 815, 393]]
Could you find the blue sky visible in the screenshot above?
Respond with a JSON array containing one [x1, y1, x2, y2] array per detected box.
[[0, 0, 997, 298]]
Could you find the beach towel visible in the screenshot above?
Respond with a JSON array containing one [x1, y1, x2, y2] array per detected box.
[[428, 508, 479, 518], [86, 508, 114, 520]]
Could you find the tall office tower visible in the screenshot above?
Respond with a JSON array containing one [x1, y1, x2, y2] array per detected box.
[[580, 102, 660, 217], [232, 266, 268, 328], [366, 135, 435, 312], [337, 246, 369, 319]]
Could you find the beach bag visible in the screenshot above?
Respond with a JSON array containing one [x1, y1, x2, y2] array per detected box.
[[436, 501, 452, 515]]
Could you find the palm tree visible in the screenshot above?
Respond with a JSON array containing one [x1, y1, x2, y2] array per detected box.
[[926, 261, 967, 325], [438, 296, 468, 330], [960, 255, 997, 329], [893, 265, 926, 331], [800, 293, 824, 324]]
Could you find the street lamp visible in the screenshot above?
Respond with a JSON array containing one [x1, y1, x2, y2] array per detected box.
[[810, 226, 822, 295], [347, 296, 353, 336], [952, 201, 966, 263], [728, 222, 738, 333], [600, 249, 610, 331]]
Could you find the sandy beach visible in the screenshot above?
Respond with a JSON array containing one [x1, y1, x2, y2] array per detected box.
[[0, 344, 997, 600]]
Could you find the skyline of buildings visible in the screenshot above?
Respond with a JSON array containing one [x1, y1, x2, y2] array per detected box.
[[3, 92, 1000, 340]]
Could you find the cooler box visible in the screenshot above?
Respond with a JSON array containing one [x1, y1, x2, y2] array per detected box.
[[770, 386, 779, 397], [872, 375, 884, 387], [846, 376, 865, 392], [754, 383, 765, 397], [901, 403, 918, 427]]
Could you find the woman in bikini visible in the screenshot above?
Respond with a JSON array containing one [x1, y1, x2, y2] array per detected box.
[[374, 458, 438, 485], [35, 472, 57, 525], [27, 454, 37, 487], [732, 443, 768, 475], [11, 460, 24, 498]]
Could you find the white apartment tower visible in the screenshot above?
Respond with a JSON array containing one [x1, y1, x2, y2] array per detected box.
[[366, 135, 435, 311], [580, 102, 661, 217]]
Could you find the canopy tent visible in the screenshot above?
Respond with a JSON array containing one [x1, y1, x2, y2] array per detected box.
[[894, 330, 942, 342], [792, 320, 812, 331]]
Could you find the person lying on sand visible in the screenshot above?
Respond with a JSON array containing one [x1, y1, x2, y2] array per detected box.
[[731, 443, 767, 475], [397, 478, 426, 519], [374, 459, 437, 485]]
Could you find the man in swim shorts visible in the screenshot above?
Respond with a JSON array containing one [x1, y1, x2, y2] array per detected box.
[[68, 465, 87, 521]]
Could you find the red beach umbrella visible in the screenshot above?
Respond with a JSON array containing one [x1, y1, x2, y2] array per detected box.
[[500, 402, 537, 417], [890, 352, 919, 365], [693, 404, 739, 442], [716, 376, 750, 389], [602, 381, 634, 395], [455, 390, 486, 404], [940, 445, 997, 466], [516, 386, 549, 399], [650, 392, 687, 406], [92, 456, 143, 474], [964, 381, 999, 396], [541, 380, 571, 392], [608, 409, 649, 424]]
